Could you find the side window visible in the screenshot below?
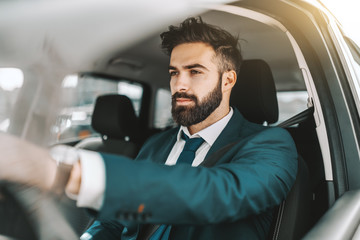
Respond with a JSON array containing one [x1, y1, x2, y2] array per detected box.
[[152, 88, 309, 128], [154, 88, 174, 129], [51, 74, 143, 143], [276, 91, 309, 124], [0, 68, 24, 132], [344, 37, 360, 86]]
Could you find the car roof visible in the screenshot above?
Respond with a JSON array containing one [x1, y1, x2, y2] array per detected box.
[[0, 0, 331, 92]]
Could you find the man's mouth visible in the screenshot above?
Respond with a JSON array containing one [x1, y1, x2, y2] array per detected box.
[[176, 97, 194, 105]]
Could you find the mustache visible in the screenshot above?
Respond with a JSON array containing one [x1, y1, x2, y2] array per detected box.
[[172, 92, 197, 102]]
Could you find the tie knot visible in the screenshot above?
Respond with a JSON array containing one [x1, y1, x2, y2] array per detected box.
[[182, 132, 204, 152]]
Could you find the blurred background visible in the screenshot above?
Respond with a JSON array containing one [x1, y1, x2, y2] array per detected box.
[[321, 0, 360, 45]]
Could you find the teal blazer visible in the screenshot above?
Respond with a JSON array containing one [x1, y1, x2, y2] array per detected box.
[[85, 109, 298, 239]]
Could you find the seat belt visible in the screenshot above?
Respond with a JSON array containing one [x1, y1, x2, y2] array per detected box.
[[203, 106, 314, 167], [276, 106, 314, 128]]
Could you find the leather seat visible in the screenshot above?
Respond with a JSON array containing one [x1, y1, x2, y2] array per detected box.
[[69, 94, 142, 235], [231, 59, 312, 239], [230, 59, 278, 125], [76, 94, 140, 158]]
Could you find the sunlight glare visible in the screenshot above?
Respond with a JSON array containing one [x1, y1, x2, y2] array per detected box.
[[321, 0, 360, 45], [0, 68, 24, 91]]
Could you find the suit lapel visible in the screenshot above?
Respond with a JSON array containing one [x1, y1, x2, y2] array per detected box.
[[149, 110, 244, 166], [202, 109, 244, 165], [137, 111, 244, 239], [151, 127, 179, 164]]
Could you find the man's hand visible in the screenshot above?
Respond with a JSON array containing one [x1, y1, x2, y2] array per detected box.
[[66, 160, 82, 195], [0, 132, 57, 190]]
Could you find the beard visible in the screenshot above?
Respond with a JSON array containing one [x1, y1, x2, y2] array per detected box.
[[171, 77, 222, 127]]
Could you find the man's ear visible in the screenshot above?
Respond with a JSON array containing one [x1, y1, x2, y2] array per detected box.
[[222, 70, 237, 92]]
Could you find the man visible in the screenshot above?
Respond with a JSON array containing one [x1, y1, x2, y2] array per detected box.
[[0, 17, 297, 239], [64, 17, 297, 239]]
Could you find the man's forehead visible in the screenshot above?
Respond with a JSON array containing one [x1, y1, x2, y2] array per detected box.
[[169, 42, 217, 68]]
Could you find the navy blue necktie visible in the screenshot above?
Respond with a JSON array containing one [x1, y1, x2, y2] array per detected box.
[[149, 132, 204, 240], [177, 132, 205, 165]]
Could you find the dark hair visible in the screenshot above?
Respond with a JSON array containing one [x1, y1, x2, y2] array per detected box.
[[160, 17, 242, 76]]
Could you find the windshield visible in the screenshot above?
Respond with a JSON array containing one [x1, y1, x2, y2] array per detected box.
[[0, 68, 24, 132]]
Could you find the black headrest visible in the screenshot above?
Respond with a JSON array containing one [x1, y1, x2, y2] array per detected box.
[[91, 94, 139, 140], [230, 59, 278, 124]]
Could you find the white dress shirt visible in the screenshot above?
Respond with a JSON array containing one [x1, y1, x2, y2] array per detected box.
[[165, 108, 233, 167], [75, 108, 233, 210]]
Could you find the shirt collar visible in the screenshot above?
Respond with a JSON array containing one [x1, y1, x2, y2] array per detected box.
[[177, 108, 234, 146]]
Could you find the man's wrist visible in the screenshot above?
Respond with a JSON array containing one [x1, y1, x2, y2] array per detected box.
[[65, 160, 82, 196], [49, 145, 79, 196], [74, 150, 105, 210]]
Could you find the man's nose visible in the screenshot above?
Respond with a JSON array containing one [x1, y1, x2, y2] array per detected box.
[[173, 73, 190, 92]]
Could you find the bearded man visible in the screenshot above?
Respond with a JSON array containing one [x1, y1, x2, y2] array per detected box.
[[62, 17, 298, 240]]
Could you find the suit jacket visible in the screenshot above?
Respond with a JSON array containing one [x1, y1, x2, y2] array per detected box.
[[85, 108, 298, 240]]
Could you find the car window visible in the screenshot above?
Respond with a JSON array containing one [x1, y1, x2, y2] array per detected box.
[[152, 87, 309, 128], [154, 88, 174, 129], [276, 91, 309, 124], [344, 36, 360, 82], [0, 68, 24, 132], [51, 74, 143, 143]]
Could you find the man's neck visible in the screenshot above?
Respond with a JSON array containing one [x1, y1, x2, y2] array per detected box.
[[188, 105, 230, 135]]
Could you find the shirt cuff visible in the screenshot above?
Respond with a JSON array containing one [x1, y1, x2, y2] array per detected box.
[[75, 149, 106, 210]]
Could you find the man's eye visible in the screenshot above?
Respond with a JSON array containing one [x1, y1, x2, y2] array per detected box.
[[190, 70, 201, 75], [169, 71, 178, 77]]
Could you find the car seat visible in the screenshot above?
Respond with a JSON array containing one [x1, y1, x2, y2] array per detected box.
[[65, 94, 142, 235], [230, 59, 312, 240], [75, 94, 141, 158]]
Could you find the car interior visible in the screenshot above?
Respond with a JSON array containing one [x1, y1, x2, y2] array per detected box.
[[0, 1, 347, 239], [46, 8, 327, 239]]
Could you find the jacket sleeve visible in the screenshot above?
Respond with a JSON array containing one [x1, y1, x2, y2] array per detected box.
[[97, 127, 297, 225], [81, 220, 124, 240]]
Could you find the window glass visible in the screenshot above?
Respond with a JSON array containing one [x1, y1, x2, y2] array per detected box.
[[276, 91, 309, 124], [52, 74, 143, 143], [153, 89, 309, 128], [344, 37, 360, 86], [154, 88, 174, 129], [0, 68, 24, 132]]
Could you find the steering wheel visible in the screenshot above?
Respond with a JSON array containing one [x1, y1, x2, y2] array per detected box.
[[0, 182, 84, 240]]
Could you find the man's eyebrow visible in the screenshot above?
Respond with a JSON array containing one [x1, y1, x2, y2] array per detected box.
[[168, 64, 209, 71], [168, 65, 177, 70], [185, 64, 209, 71]]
